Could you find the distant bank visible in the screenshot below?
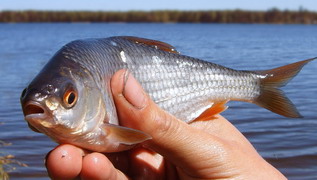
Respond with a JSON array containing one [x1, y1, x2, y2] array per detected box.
[[0, 9, 317, 24]]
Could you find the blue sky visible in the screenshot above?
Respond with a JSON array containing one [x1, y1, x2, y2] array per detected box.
[[1, 0, 317, 11]]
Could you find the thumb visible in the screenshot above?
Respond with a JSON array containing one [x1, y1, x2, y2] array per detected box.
[[110, 69, 227, 175]]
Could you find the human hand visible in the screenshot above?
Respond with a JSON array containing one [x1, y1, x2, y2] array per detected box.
[[46, 69, 287, 180]]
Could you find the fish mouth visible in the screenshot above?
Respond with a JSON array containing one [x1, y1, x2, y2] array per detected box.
[[24, 102, 45, 116], [22, 101, 55, 129]]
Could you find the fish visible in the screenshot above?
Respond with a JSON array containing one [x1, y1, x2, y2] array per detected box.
[[20, 36, 315, 152]]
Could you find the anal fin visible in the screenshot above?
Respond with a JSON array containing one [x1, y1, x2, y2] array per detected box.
[[194, 101, 228, 121], [103, 124, 152, 145]]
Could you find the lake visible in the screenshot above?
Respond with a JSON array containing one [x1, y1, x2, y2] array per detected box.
[[0, 23, 316, 179]]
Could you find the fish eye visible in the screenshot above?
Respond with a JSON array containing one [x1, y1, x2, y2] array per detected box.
[[63, 87, 77, 108]]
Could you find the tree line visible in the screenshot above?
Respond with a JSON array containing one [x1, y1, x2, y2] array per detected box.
[[0, 9, 317, 24]]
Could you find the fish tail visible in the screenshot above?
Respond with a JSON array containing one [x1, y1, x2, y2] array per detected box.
[[254, 57, 316, 118]]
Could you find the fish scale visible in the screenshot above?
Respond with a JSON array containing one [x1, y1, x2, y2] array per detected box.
[[127, 60, 259, 122], [67, 37, 261, 122]]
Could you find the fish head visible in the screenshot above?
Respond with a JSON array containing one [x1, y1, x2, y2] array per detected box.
[[21, 43, 151, 152], [20, 56, 105, 143]]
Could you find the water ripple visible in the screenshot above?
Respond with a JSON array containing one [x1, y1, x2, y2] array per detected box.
[[1, 23, 316, 179]]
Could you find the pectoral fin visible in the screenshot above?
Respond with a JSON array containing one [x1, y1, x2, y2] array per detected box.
[[103, 124, 152, 145], [194, 101, 229, 121]]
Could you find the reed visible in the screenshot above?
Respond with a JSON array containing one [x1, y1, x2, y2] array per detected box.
[[0, 130, 27, 179], [0, 159, 9, 180], [0, 140, 10, 180]]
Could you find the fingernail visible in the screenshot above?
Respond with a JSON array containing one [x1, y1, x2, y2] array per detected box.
[[123, 70, 147, 109]]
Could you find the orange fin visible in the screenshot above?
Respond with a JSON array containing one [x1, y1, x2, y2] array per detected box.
[[194, 101, 228, 121], [103, 124, 152, 145], [254, 57, 316, 118], [122, 36, 180, 54]]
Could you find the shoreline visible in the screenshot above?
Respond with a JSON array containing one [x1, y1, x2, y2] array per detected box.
[[1, 9, 317, 24]]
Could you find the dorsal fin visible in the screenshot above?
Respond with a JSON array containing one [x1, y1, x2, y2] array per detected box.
[[121, 36, 180, 54]]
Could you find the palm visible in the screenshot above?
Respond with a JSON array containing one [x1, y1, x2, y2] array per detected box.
[[106, 147, 178, 179]]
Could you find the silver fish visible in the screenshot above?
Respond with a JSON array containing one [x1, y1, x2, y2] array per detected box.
[[20, 36, 315, 152]]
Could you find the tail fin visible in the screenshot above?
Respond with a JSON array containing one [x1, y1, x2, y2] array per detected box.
[[254, 57, 316, 118]]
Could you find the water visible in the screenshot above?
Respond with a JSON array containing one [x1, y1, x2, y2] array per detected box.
[[0, 23, 316, 179]]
